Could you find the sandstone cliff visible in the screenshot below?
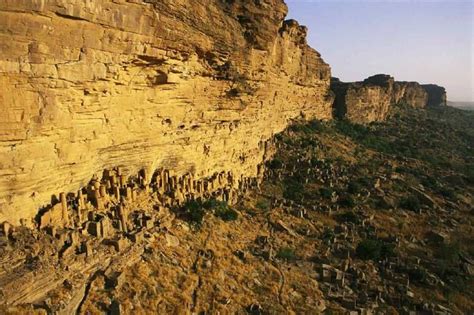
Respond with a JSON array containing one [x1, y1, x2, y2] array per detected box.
[[0, 0, 333, 224], [331, 74, 447, 123]]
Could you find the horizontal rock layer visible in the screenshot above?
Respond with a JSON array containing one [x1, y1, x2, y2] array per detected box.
[[0, 0, 333, 224], [331, 74, 447, 123]]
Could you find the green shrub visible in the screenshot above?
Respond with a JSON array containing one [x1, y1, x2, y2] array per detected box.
[[357, 177, 372, 187], [465, 167, 474, 185], [274, 134, 283, 141], [255, 198, 270, 211], [424, 155, 452, 169], [335, 120, 398, 155], [395, 166, 409, 174], [380, 242, 396, 258], [287, 120, 331, 135], [319, 187, 334, 199], [214, 206, 238, 221], [289, 124, 310, 134], [204, 199, 238, 222], [399, 195, 421, 212], [202, 199, 221, 209], [373, 196, 392, 210], [276, 247, 297, 262], [181, 200, 207, 225], [420, 176, 442, 191], [300, 137, 318, 148], [438, 188, 458, 200], [337, 211, 360, 224], [283, 137, 294, 146], [347, 181, 363, 194], [339, 194, 356, 207], [407, 268, 427, 283], [444, 175, 464, 187], [283, 179, 304, 201], [267, 158, 283, 170], [356, 240, 381, 260], [356, 239, 395, 261], [335, 120, 369, 139], [307, 120, 328, 133], [435, 242, 460, 264], [322, 228, 335, 241], [181, 199, 238, 224]]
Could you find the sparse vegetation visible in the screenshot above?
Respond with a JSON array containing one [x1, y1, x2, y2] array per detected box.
[[214, 205, 239, 221], [337, 211, 360, 224], [282, 179, 304, 201], [266, 158, 283, 170], [356, 239, 395, 261], [399, 195, 421, 212], [276, 247, 297, 262], [181, 200, 206, 225], [347, 181, 363, 194], [262, 104, 473, 312], [319, 187, 334, 199], [356, 240, 383, 260], [435, 242, 461, 264], [181, 199, 238, 225], [338, 194, 356, 207], [1, 103, 472, 315], [407, 268, 428, 284], [322, 228, 335, 241], [255, 198, 270, 211]]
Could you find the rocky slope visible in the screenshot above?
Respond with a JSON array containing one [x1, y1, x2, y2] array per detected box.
[[0, 0, 333, 224], [331, 74, 447, 123], [1, 104, 472, 314]]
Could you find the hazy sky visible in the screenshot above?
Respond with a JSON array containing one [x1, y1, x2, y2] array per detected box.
[[286, 0, 473, 102]]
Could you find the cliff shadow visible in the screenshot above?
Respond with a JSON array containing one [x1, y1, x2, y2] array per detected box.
[[330, 78, 349, 119]]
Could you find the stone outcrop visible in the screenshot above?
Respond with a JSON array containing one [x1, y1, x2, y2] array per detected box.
[[331, 74, 447, 123], [394, 82, 430, 108], [0, 0, 333, 224], [422, 84, 447, 107], [332, 75, 398, 123]]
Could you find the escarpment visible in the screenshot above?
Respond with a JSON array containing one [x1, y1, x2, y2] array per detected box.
[[422, 84, 447, 107], [0, 0, 333, 224], [331, 74, 447, 123]]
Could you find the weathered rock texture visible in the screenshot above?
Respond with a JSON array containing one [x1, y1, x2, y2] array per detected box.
[[0, 0, 333, 224], [331, 74, 447, 123]]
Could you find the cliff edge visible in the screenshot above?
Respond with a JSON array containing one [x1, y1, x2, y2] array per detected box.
[[0, 0, 333, 224], [331, 74, 447, 123]]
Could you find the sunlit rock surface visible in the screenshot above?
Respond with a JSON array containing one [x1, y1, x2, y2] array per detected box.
[[331, 74, 447, 123], [0, 0, 333, 224]]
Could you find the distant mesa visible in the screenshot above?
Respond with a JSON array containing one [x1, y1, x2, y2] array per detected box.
[[331, 74, 447, 123]]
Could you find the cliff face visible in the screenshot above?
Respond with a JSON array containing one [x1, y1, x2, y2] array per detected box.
[[332, 75, 399, 122], [331, 74, 447, 123], [0, 0, 333, 224], [422, 84, 447, 107]]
